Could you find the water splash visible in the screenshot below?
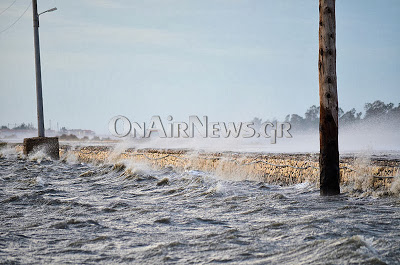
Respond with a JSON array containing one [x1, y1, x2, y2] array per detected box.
[[0, 145, 19, 158], [27, 147, 53, 163], [389, 173, 400, 195], [351, 151, 375, 191], [60, 150, 79, 164]]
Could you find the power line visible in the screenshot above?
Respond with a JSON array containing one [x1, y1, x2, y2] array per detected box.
[[0, 0, 17, 16], [0, 1, 31, 35]]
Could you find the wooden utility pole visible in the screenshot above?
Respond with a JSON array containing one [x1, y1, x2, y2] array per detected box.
[[318, 0, 340, 195]]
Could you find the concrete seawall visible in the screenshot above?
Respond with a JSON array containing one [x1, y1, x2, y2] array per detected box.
[[58, 146, 399, 189]]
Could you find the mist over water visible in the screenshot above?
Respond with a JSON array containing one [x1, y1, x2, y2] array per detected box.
[[0, 146, 399, 264], [107, 123, 400, 155]]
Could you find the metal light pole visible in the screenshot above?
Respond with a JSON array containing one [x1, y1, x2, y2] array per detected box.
[[32, 0, 57, 137], [24, 1, 59, 160]]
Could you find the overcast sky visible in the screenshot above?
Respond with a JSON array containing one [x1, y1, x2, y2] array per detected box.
[[0, 0, 399, 134]]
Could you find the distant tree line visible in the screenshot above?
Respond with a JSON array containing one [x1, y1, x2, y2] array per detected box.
[[284, 100, 400, 131], [1, 123, 36, 130], [3, 100, 399, 135], [250, 100, 400, 132]]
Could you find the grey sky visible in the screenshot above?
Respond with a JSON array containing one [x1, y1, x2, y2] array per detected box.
[[0, 0, 399, 134]]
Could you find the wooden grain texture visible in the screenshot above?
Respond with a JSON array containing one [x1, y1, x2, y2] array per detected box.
[[319, 0, 340, 195]]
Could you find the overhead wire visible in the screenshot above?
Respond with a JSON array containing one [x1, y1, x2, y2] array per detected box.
[[0, 1, 31, 35], [0, 0, 17, 16]]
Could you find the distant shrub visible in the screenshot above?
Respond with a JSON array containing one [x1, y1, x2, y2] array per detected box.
[[59, 134, 79, 141]]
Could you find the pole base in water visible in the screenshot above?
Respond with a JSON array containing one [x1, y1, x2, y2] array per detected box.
[[23, 137, 59, 160], [320, 189, 340, 196]]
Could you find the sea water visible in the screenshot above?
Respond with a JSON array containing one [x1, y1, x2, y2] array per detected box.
[[0, 149, 399, 264]]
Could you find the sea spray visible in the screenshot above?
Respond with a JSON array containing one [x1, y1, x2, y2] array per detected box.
[[28, 147, 53, 163], [61, 150, 79, 164], [389, 172, 400, 196], [5, 142, 396, 196], [351, 152, 375, 191], [60, 145, 396, 192], [0, 145, 18, 159]]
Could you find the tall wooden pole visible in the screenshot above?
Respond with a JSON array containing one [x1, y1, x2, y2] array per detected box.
[[318, 0, 340, 195], [32, 0, 45, 137]]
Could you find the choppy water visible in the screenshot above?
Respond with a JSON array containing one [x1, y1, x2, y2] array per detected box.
[[1, 151, 400, 264]]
